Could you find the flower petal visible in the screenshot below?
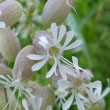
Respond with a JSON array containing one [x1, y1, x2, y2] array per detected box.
[[0, 22, 6, 28], [62, 65, 78, 77], [58, 25, 66, 43], [58, 79, 72, 92], [32, 58, 48, 71], [51, 23, 58, 42], [36, 97, 42, 110], [63, 31, 75, 47], [72, 56, 80, 75], [27, 54, 46, 60], [63, 93, 74, 110], [85, 81, 102, 88], [85, 88, 97, 103], [75, 93, 85, 110], [22, 99, 29, 110], [99, 87, 110, 100], [58, 62, 67, 80], [46, 59, 57, 78], [64, 40, 82, 50], [39, 36, 49, 48]]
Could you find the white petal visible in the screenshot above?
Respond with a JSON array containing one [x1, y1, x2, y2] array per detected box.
[[46, 105, 52, 110], [78, 93, 88, 102], [85, 88, 97, 103], [63, 31, 75, 47], [64, 40, 82, 50], [32, 58, 48, 71], [62, 65, 78, 77], [51, 23, 58, 42], [75, 93, 85, 110], [46, 60, 57, 78], [29, 97, 36, 108], [94, 87, 102, 97], [22, 99, 29, 110], [63, 93, 74, 110], [37, 97, 42, 110], [85, 81, 102, 88], [99, 87, 110, 100], [58, 25, 66, 43], [27, 54, 46, 60], [58, 62, 67, 80], [72, 56, 80, 75], [39, 36, 49, 48], [0, 11, 2, 15], [58, 79, 72, 92], [0, 22, 6, 28], [0, 75, 10, 82]]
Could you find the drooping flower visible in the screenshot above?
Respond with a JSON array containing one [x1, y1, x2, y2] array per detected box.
[[0, 46, 37, 110], [0, 74, 34, 110], [55, 56, 100, 110], [27, 23, 82, 79], [85, 83, 110, 110]]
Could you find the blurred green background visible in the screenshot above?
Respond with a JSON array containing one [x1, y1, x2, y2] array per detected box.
[[1, 0, 110, 109]]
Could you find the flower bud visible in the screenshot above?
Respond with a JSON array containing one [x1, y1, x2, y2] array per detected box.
[[27, 3, 35, 18], [85, 99, 105, 110], [13, 45, 36, 80], [42, 0, 74, 27], [0, 0, 23, 27], [0, 27, 21, 62], [33, 31, 53, 55], [30, 86, 55, 110], [0, 63, 12, 76]]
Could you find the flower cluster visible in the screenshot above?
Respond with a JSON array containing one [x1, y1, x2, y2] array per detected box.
[[0, 0, 109, 110]]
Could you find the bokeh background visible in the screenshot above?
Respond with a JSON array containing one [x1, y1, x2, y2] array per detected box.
[[1, 0, 110, 109]]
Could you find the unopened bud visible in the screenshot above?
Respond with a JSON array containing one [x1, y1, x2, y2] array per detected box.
[[27, 3, 35, 17], [0, 27, 21, 62], [42, 0, 74, 27], [13, 45, 36, 80], [0, 0, 23, 27], [85, 99, 105, 110]]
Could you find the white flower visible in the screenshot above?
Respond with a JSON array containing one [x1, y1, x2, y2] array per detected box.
[[22, 96, 52, 110], [27, 23, 82, 79], [0, 11, 6, 28], [85, 83, 110, 110], [92, 83, 110, 101], [0, 74, 34, 110], [55, 57, 101, 110]]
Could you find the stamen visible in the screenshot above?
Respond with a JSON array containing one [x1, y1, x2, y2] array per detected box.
[[60, 56, 85, 71], [2, 87, 17, 110], [49, 46, 60, 57]]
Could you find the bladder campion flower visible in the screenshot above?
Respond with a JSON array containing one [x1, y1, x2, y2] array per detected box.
[[27, 23, 82, 79], [55, 56, 101, 110]]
